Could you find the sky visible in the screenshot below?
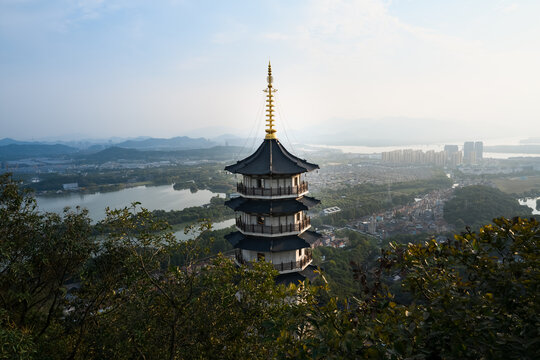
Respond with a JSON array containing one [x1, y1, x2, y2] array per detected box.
[[1, 0, 539, 144]]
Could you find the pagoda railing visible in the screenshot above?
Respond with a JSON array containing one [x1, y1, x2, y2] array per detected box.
[[235, 250, 312, 272], [236, 217, 310, 235], [272, 252, 312, 272], [236, 182, 308, 197]]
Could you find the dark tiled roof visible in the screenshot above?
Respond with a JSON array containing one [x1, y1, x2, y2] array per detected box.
[[225, 230, 321, 252], [225, 139, 319, 175], [225, 196, 320, 214], [276, 265, 319, 286]]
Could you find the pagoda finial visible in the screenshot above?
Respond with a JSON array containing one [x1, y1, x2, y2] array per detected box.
[[264, 61, 277, 139]]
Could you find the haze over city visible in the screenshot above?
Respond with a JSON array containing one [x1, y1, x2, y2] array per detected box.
[[1, 0, 539, 144]]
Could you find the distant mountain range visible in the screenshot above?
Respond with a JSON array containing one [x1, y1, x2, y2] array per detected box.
[[0, 136, 249, 162], [0, 138, 35, 146], [80, 146, 246, 163], [0, 144, 78, 160], [116, 136, 217, 150]]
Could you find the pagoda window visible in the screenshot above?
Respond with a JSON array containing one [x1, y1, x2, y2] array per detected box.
[[256, 179, 262, 188], [294, 176, 299, 187], [257, 216, 265, 225]]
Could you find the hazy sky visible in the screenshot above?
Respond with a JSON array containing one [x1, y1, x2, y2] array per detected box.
[[1, 0, 539, 143]]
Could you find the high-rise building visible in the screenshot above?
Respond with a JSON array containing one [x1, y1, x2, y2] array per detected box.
[[224, 63, 321, 285], [463, 141, 476, 164], [381, 148, 454, 167], [444, 145, 459, 155], [475, 141, 483, 162], [443, 145, 459, 167], [450, 151, 463, 167]]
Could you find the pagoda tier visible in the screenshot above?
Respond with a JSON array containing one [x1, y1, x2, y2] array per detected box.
[[224, 62, 320, 284], [225, 230, 321, 252], [225, 196, 319, 215], [225, 138, 319, 175]]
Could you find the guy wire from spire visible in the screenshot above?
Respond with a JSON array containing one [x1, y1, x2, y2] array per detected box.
[[232, 95, 265, 162]]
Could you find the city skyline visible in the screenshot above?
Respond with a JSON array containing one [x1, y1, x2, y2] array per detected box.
[[1, 0, 539, 142]]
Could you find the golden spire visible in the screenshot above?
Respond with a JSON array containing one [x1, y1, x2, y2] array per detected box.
[[264, 61, 277, 139]]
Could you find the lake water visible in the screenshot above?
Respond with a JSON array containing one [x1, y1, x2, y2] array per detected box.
[[36, 185, 224, 222], [519, 197, 540, 215]]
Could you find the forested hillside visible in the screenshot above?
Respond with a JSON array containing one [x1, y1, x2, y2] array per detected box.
[[444, 185, 532, 229]]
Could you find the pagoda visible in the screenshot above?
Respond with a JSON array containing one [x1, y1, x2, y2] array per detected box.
[[224, 63, 321, 285]]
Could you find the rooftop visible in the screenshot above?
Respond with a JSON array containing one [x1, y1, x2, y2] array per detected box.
[[225, 138, 319, 175]]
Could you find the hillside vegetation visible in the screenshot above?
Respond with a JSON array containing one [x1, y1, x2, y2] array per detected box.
[[444, 185, 532, 229]]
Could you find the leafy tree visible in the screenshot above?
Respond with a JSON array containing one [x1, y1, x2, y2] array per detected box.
[[72, 207, 297, 359], [383, 217, 540, 359], [297, 217, 540, 359], [0, 173, 94, 358], [1, 173, 298, 359]]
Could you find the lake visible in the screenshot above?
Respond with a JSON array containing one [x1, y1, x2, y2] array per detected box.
[[36, 184, 225, 222]]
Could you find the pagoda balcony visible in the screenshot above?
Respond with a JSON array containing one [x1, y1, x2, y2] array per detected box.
[[236, 182, 308, 197], [236, 217, 311, 235], [235, 250, 313, 272]]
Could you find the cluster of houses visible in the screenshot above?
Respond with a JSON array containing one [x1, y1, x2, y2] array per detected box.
[[355, 189, 455, 238]]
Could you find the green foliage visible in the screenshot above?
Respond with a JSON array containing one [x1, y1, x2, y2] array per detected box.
[[444, 185, 532, 229], [0, 173, 94, 358], [1, 173, 296, 359], [0, 309, 36, 360], [76, 210, 294, 360], [282, 217, 540, 359], [381, 232, 433, 246], [152, 196, 234, 226], [313, 231, 379, 298], [193, 226, 234, 256], [378, 217, 540, 359]]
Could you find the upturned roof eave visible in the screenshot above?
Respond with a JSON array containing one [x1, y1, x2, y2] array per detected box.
[[224, 139, 319, 175], [224, 196, 320, 214], [225, 230, 321, 251]]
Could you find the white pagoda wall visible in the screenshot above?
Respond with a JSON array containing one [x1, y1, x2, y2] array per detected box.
[[242, 175, 301, 189], [240, 212, 304, 226], [241, 249, 307, 264]]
